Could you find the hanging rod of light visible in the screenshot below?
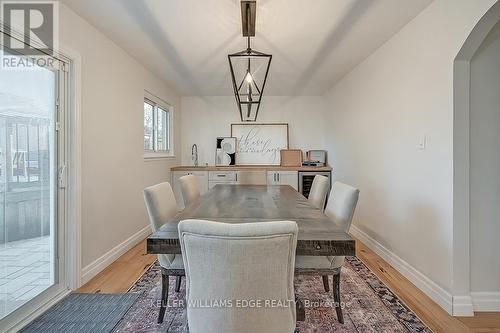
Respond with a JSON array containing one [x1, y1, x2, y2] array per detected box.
[[228, 0, 272, 122]]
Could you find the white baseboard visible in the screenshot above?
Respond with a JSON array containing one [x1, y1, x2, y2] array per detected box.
[[81, 225, 151, 285], [350, 225, 453, 314], [452, 295, 474, 316], [471, 292, 500, 312]]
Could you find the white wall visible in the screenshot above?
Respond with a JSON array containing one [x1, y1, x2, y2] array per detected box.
[[180, 96, 326, 165], [323, 0, 497, 313], [59, 4, 181, 275], [470, 21, 500, 295]]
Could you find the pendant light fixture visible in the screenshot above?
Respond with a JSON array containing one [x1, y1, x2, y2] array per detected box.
[[228, 0, 272, 122]]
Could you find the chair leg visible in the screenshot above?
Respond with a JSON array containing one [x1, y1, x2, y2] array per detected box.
[[332, 272, 344, 324], [322, 275, 330, 292], [175, 276, 182, 292], [158, 272, 169, 324]]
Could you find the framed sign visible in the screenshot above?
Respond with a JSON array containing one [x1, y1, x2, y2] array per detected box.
[[231, 123, 289, 165], [215, 137, 236, 166]]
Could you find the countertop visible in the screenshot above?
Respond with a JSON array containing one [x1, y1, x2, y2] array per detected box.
[[171, 165, 332, 172]]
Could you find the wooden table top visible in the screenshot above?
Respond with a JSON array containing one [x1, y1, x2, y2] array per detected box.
[[147, 185, 355, 256]]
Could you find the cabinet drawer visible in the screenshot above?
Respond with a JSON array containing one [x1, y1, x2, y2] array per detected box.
[[209, 171, 237, 181]]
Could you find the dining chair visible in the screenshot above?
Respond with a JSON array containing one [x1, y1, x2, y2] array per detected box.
[[179, 174, 200, 207], [295, 181, 359, 324], [307, 175, 330, 210], [178, 219, 298, 333], [143, 182, 184, 323]]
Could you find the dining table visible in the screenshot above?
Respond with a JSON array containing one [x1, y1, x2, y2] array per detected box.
[[147, 184, 356, 321]]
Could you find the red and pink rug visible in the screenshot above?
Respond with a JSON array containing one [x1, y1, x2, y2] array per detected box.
[[114, 256, 432, 333]]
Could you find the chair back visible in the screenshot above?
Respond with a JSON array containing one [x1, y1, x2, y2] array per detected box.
[[143, 182, 178, 231], [143, 182, 178, 267], [179, 174, 200, 206], [324, 181, 359, 232], [178, 219, 298, 333], [307, 175, 330, 210]]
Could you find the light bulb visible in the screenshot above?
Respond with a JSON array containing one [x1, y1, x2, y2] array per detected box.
[[245, 72, 253, 83]]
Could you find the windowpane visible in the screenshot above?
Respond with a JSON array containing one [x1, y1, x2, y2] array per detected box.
[[156, 107, 169, 151], [144, 96, 172, 155], [144, 102, 154, 150], [0, 59, 57, 319]]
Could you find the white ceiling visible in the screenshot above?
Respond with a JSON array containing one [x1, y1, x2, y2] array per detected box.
[[62, 0, 432, 96]]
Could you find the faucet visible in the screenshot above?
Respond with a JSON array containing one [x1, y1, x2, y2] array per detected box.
[[191, 144, 198, 167]]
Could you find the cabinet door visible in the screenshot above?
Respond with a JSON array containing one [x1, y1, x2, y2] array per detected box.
[[208, 181, 237, 190], [277, 171, 298, 190], [236, 171, 267, 185], [266, 171, 278, 185]]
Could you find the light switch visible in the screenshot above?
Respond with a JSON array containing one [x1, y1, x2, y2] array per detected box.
[[418, 135, 427, 150]]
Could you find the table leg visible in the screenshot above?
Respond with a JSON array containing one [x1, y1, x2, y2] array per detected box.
[[295, 280, 305, 322]]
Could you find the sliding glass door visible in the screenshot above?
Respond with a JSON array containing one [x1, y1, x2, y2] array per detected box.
[[0, 43, 67, 321]]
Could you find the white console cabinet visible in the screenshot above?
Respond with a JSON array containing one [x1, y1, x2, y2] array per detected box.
[[171, 166, 329, 207]]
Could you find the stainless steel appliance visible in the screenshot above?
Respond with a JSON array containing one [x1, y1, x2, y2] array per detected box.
[[305, 150, 327, 166], [299, 171, 331, 199]]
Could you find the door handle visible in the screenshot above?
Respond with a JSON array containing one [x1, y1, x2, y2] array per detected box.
[[58, 165, 67, 189]]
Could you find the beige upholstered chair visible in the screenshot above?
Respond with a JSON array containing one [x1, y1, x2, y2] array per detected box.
[[178, 219, 298, 333], [143, 182, 184, 323], [179, 174, 200, 207], [307, 175, 330, 210], [295, 181, 359, 324]]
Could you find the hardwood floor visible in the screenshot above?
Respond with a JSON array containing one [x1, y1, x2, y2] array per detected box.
[[77, 237, 500, 333], [355, 240, 500, 333], [458, 313, 500, 333], [77, 239, 156, 294]]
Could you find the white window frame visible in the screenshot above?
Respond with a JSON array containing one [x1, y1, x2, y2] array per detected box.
[[143, 91, 174, 159]]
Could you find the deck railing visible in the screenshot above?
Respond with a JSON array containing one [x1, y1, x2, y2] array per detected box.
[[0, 115, 52, 244]]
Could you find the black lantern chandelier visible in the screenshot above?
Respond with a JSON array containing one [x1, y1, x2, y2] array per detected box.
[[228, 0, 272, 122]]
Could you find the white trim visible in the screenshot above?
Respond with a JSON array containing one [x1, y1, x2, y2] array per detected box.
[[143, 152, 176, 160], [452, 295, 474, 316], [81, 225, 151, 285], [58, 44, 82, 290], [471, 292, 500, 312], [350, 225, 453, 314], [452, 58, 472, 312], [452, 1, 500, 314]]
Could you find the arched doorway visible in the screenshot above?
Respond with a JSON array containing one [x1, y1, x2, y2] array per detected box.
[[453, 1, 500, 316]]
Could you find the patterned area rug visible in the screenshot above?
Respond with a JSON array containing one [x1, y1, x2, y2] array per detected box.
[[114, 257, 432, 333]]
